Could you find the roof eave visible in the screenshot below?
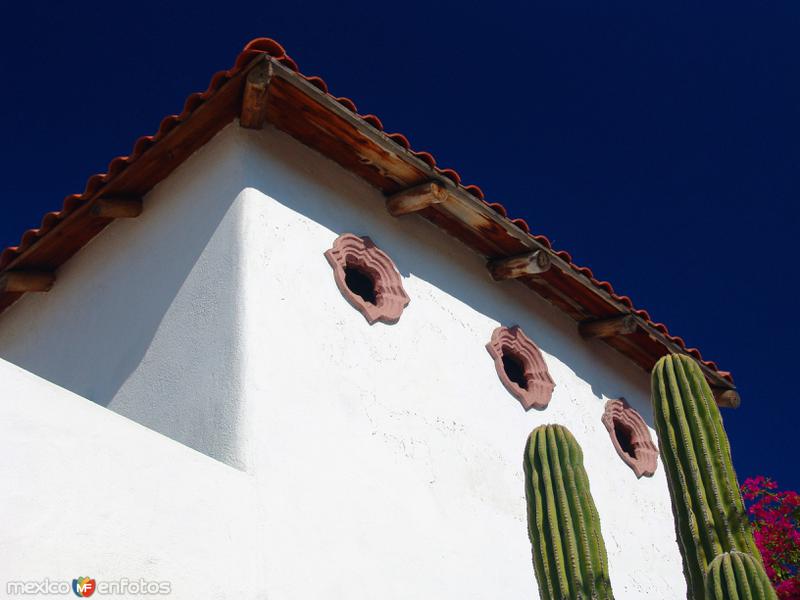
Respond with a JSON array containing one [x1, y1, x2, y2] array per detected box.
[[262, 56, 738, 406], [0, 49, 739, 407]]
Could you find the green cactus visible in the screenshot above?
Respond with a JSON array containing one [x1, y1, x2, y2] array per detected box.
[[704, 552, 777, 600], [652, 354, 759, 599], [523, 424, 614, 600]]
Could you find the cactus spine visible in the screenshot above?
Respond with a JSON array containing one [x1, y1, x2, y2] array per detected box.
[[652, 354, 760, 599], [704, 552, 777, 600], [524, 424, 614, 600]]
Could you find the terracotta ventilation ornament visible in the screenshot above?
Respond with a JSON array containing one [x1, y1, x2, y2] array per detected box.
[[601, 398, 658, 478], [324, 233, 410, 325], [486, 326, 555, 410]]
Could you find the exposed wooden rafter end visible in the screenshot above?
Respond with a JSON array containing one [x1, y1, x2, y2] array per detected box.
[[579, 314, 638, 339], [240, 58, 274, 130], [90, 197, 143, 219], [386, 181, 448, 217], [712, 387, 741, 409], [488, 250, 551, 280], [0, 270, 55, 293]]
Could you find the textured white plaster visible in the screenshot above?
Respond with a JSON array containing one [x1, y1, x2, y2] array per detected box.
[[0, 358, 263, 599], [0, 122, 687, 598], [0, 126, 250, 468]]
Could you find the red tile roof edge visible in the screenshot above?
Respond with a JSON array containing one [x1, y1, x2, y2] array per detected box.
[[0, 37, 732, 383]]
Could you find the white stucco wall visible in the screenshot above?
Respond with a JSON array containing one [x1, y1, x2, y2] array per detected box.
[[0, 358, 263, 599], [0, 123, 686, 598], [0, 130, 250, 469]]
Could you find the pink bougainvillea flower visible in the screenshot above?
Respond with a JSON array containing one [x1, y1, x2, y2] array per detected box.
[[741, 477, 800, 600]]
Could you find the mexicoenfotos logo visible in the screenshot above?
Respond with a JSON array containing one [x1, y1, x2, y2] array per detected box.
[[6, 577, 171, 596], [72, 577, 95, 597]]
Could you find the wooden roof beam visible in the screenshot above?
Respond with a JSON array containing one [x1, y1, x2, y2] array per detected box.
[[713, 387, 741, 409], [240, 59, 273, 130], [488, 250, 551, 281], [579, 314, 638, 339], [386, 181, 448, 216], [90, 197, 143, 219], [0, 271, 55, 293]]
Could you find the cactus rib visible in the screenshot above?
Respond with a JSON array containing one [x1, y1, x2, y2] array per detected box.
[[704, 552, 777, 600], [524, 424, 614, 600], [652, 354, 760, 599]]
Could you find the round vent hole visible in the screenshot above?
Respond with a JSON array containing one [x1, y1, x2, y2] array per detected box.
[[502, 351, 528, 390], [614, 420, 636, 459], [344, 265, 377, 305]]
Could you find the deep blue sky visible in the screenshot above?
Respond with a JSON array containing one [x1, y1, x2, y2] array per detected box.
[[1, 2, 797, 489]]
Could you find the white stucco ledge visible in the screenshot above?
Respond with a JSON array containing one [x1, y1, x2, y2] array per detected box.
[[0, 358, 264, 599], [0, 124, 688, 599]]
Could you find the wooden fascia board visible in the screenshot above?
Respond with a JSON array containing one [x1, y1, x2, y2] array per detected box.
[[0, 54, 736, 404], [268, 58, 737, 401]]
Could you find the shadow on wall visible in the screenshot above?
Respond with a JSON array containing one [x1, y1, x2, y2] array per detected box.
[[0, 133, 248, 468], [0, 121, 655, 473], [238, 125, 655, 426]]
